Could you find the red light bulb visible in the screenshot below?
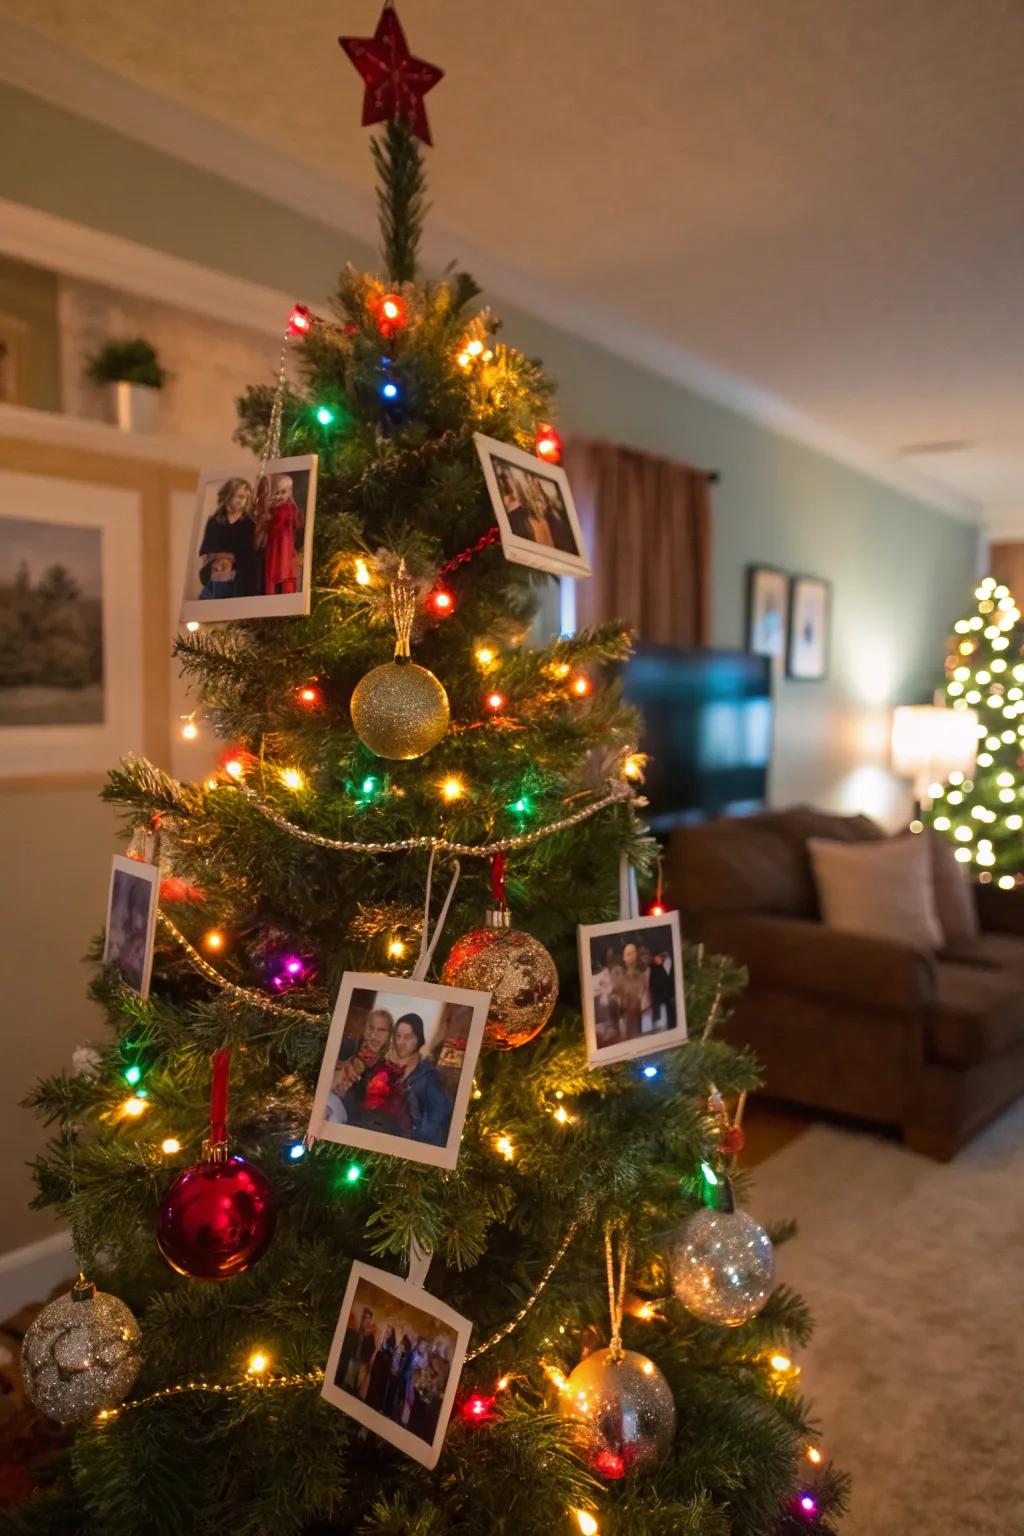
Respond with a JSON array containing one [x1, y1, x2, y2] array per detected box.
[[297, 684, 322, 707], [535, 423, 564, 464], [570, 675, 592, 698], [486, 691, 506, 713], [287, 304, 312, 337], [648, 902, 666, 917], [376, 293, 408, 334], [430, 589, 454, 616]]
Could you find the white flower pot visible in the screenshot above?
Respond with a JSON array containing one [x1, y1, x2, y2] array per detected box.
[[109, 380, 161, 434]]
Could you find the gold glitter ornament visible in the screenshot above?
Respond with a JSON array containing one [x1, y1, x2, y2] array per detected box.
[[21, 1276, 142, 1423], [350, 560, 449, 760], [442, 906, 558, 1050]]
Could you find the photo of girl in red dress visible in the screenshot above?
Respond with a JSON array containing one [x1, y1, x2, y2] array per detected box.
[[257, 472, 305, 596]]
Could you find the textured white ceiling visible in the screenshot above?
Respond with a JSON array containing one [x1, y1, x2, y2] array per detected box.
[[5, 0, 1024, 512]]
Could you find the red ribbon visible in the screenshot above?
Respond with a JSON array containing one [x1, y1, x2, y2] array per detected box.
[[491, 852, 507, 906], [209, 1048, 231, 1147]]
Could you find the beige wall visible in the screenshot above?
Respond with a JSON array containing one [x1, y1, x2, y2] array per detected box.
[[0, 434, 194, 1250]]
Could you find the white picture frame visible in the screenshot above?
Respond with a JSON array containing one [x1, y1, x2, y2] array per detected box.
[[322, 1261, 472, 1469], [473, 432, 591, 580], [180, 453, 318, 625], [0, 473, 143, 782], [787, 575, 831, 681], [307, 973, 490, 1171], [102, 855, 160, 999], [577, 912, 688, 1068]]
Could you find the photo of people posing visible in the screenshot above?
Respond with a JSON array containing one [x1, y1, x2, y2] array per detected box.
[[102, 855, 160, 998], [473, 432, 590, 580], [180, 454, 318, 624], [307, 974, 490, 1170], [322, 1263, 471, 1468], [577, 911, 688, 1067]]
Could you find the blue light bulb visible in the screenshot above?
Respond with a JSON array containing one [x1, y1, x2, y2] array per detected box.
[[642, 1064, 658, 1079], [289, 1142, 306, 1161], [381, 381, 399, 400]]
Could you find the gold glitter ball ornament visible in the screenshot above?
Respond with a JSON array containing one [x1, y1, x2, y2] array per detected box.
[[442, 908, 558, 1049], [558, 1347, 676, 1478], [21, 1277, 142, 1423], [350, 658, 450, 760]]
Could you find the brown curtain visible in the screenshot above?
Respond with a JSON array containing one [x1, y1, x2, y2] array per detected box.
[[562, 438, 712, 645]]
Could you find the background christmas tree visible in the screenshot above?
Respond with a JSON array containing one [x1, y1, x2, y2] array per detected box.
[[13, 16, 846, 1535], [922, 575, 1024, 883]]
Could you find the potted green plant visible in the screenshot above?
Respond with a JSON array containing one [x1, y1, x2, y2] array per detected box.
[[85, 337, 168, 433]]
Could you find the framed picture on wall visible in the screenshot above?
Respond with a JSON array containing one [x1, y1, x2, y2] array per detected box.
[[787, 575, 831, 681], [0, 473, 143, 782], [746, 565, 790, 663]]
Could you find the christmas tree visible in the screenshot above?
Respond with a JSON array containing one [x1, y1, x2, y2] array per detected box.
[[14, 13, 846, 1535], [922, 575, 1024, 882]]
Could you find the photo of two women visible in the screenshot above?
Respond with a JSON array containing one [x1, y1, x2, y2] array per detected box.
[[334, 1276, 458, 1448], [587, 923, 679, 1048], [492, 455, 580, 555], [323, 987, 471, 1150], [192, 461, 311, 605]]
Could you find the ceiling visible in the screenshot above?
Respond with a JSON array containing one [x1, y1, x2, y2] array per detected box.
[[4, 0, 1024, 517]]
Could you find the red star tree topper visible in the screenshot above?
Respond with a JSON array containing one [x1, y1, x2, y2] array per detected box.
[[339, 2, 444, 145]]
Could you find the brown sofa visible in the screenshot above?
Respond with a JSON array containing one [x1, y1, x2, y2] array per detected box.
[[665, 806, 1024, 1159]]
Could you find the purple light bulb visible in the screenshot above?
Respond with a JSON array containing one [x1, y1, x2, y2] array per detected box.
[[800, 1494, 817, 1516]]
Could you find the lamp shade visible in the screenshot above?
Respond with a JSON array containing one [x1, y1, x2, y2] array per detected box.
[[891, 705, 978, 792]]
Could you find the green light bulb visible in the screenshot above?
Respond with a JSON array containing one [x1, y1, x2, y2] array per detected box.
[[700, 1160, 719, 1186], [124, 1064, 142, 1086], [345, 1163, 362, 1184], [361, 776, 377, 796], [315, 405, 335, 427]]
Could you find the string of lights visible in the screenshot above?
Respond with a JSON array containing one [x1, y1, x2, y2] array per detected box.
[[157, 913, 327, 1022], [234, 780, 634, 857]]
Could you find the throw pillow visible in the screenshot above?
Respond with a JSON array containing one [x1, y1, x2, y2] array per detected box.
[[927, 829, 980, 944], [807, 833, 944, 951]]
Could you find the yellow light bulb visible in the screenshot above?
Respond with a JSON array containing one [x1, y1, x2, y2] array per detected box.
[[467, 338, 484, 356], [475, 645, 496, 668], [181, 719, 199, 741], [247, 1351, 269, 1375], [441, 776, 465, 803], [637, 1301, 656, 1321], [999, 874, 1016, 889], [203, 929, 226, 953], [280, 767, 304, 791], [807, 1445, 823, 1465], [122, 1096, 146, 1118], [496, 1135, 515, 1161], [185, 620, 200, 633], [770, 1354, 792, 1372], [456, 350, 471, 368], [205, 778, 218, 791], [161, 1137, 181, 1155], [623, 754, 644, 781], [554, 1104, 570, 1124], [354, 557, 371, 586], [388, 938, 406, 960], [224, 759, 244, 780], [575, 1509, 599, 1535], [550, 661, 571, 679], [959, 641, 974, 655]]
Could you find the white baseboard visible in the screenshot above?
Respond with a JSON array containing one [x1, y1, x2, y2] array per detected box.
[[0, 1230, 76, 1322]]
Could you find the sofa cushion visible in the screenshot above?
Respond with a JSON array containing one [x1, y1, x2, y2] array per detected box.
[[665, 819, 815, 919], [939, 932, 1024, 971], [809, 833, 944, 950], [929, 962, 1024, 1067], [928, 830, 980, 944]]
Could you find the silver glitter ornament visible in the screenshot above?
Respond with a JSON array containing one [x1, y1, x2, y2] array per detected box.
[[669, 1204, 775, 1327], [21, 1277, 142, 1423], [558, 1347, 676, 1478]]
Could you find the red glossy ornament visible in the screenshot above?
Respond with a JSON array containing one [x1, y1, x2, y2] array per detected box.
[[157, 1154, 277, 1281], [339, 5, 444, 146], [721, 1124, 746, 1156]]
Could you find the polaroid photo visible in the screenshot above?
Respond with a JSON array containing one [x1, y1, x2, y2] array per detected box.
[[322, 1261, 472, 1469], [577, 911, 688, 1068], [307, 973, 490, 1171], [180, 453, 318, 624], [473, 432, 590, 580], [103, 855, 160, 999]]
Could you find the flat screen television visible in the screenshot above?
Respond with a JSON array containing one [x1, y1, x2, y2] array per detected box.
[[621, 646, 773, 831]]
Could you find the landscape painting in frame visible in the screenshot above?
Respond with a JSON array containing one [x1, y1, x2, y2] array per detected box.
[[0, 475, 143, 780]]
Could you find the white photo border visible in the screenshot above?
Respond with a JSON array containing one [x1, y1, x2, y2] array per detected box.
[[102, 854, 160, 1000], [180, 453, 318, 625], [577, 911, 688, 1068], [321, 1261, 472, 1469], [472, 432, 591, 580], [307, 972, 490, 1171]]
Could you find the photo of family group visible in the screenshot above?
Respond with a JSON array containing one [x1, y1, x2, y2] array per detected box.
[[180, 454, 318, 624], [474, 432, 590, 580], [577, 912, 687, 1067], [102, 855, 159, 999], [322, 1263, 471, 1468], [307, 974, 489, 1170]]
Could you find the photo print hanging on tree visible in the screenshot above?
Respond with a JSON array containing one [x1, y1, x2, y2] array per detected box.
[[103, 854, 160, 999], [577, 911, 687, 1068], [306, 973, 489, 1170], [180, 454, 318, 625], [322, 1261, 472, 1469], [473, 432, 591, 580]]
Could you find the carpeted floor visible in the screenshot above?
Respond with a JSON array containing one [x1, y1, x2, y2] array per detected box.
[[748, 1102, 1024, 1536]]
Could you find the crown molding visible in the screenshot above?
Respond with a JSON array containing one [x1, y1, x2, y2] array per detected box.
[[0, 15, 979, 522]]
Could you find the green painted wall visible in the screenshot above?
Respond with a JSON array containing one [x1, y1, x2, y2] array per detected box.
[[0, 79, 979, 822], [0, 252, 61, 409]]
